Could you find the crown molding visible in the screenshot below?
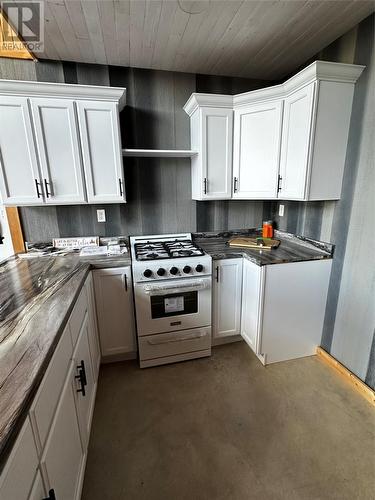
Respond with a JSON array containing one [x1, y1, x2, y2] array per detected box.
[[183, 93, 233, 116], [231, 61, 365, 108], [0, 79, 127, 109]]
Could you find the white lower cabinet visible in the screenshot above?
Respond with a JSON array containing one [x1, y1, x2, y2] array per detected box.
[[212, 259, 243, 344], [240, 259, 263, 355], [85, 274, 101, 379], [72, 313, 96, 448], [93, 267, 137, 360], [41, 362, 85, 500], [0, 418, 39, 499], [0, 273, 101, 500], [28, 470, 46, 500], [240, 259, 332, 364]]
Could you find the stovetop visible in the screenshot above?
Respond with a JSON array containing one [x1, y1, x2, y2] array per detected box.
[[135, 239, 205, 261]]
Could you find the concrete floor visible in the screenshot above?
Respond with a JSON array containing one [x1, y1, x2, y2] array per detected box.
[[82, 342, 375, 500]]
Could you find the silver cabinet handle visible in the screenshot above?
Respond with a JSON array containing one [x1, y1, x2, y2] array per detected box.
[[277, 175, 282, 192], [233, 177, 238, 193]]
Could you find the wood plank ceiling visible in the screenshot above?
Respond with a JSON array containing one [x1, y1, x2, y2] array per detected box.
[[5, 0, 375, 79]]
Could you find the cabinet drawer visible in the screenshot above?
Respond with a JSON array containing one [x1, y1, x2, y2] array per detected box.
[[30, 325, 72, 451], [69, 286, 88, 347], [139, 327, 211, 361], [0, 418, 38, 500]]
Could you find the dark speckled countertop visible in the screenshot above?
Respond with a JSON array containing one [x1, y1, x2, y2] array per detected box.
[[0, 252, 131, 471], [193, 229, 333, 266]]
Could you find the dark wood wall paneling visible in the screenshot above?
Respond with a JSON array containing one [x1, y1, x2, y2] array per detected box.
[[19, 63, 267, 240]]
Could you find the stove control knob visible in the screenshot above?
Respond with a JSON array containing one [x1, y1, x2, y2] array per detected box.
[[157, 268, 166, 276], [170, 267, 178, 275], [183, 265, 191, 274], [195, 264, 204, 273], [143, 269, 153, 278]]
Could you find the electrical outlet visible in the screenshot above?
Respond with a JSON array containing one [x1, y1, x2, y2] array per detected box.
[[97, 209, 106, 222], [278, 204, 285, 217]]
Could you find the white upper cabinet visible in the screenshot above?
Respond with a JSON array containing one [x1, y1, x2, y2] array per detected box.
[[184, 94, 233, 200], [0, 80, 126, 206], [278, 83, 315, 200], [0, 96, 42, 205], [232, 100, 283, 199], [77, 101, 126, 203], [185, 61, 364, 202], [31, 98, 86, 204]]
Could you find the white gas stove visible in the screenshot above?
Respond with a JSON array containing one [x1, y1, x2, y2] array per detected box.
[[130, 233, 212, 368]]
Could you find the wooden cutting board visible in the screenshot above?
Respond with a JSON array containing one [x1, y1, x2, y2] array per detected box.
[[228, 237, 280, 250]]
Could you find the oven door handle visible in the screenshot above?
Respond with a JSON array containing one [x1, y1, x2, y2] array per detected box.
[[147, 330, 208, 345], [142, 278, 210, 296]]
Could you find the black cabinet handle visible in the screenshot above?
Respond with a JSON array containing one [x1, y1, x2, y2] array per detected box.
[[75, 360, 87, 396], [34, 179, 42, 198], [124, 274, 128, 291], [215, 266, 219, 283], [44, 178, 51, 198], [233, 177, 238, 193], [43, 489, 56, 500], [277, 175, 282, 192], [119, 178, 123, 197], [203, 177, 207, 195]]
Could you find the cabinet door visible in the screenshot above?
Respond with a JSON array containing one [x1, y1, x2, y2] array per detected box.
[[41, 362, 85, 500], [72, 314, 96, 448], [77, 101, 126, 203], [278, 83, 315, 200], [200, 107, 233, 200], [0, 96, 43, 205], [93, 267, 136, 357], [0, 418, 39, 500], [30, 98, 86, 204], [233, 101, 282, 199], [212, 259, 243, 341], [241, 259, 263, 354], [28, 470, 46, 500], [85, 274, 101, 379]]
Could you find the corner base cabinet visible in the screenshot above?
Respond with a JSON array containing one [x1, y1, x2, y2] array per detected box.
[[93, 267, 137, 362], [241, 259, 332, 364]]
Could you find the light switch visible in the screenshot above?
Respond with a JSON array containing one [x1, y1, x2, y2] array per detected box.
[[97, 209, 106, 222], [278, 204, 284, 217]]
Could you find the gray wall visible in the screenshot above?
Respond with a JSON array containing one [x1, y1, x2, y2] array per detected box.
[[0, 59, 270, 240], [270, 15, 374, 388], [0, 14, 374, 388]]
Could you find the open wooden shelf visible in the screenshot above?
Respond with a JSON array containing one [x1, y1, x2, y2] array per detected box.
[[122, 149, 198, 158]]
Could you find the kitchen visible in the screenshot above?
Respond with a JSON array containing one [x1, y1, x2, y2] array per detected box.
[[0, 2, 374, 499]]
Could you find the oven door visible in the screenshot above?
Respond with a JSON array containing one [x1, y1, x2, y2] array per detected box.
[[134, 276, 212, 335]]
